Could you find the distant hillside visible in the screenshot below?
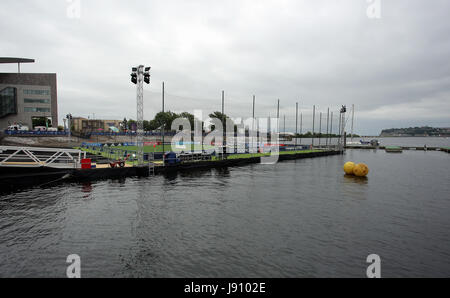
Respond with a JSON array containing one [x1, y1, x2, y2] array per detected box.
[[380, 126, 450, 137]]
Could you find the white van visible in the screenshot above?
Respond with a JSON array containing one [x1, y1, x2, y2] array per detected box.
[[7, 124, 29, 131], [34, 126, 47, 132]]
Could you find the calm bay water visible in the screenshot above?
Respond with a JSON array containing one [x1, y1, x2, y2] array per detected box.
[[294, 137, 450, 148], [0, 148, 449, 277]]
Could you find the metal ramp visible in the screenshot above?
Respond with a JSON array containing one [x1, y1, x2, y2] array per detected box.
[[0, 146, 86, 169]]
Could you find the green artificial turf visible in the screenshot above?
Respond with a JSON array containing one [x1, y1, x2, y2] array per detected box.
[[78, 146, 327, 165]]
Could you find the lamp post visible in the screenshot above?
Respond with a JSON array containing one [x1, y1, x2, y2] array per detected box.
[[66, 113, 72, 143], [338, 105, 347, 153], [312, 105, 315, 148], [295, 102, 298, 149], [319, 112, 322, 147], [326, 108, 330, 147], [330, 112, 333, 148], [252, 95, 256, 154], [222, 90, 225, 156], [162, 82, 165, 155], [277, 99, 280, 137]]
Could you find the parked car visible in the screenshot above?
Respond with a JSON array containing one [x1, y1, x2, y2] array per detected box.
[[34, 126, 47, 132], [7, 124, 29, 131]]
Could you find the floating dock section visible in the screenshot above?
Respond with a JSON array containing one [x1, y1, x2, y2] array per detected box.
[[385, 146, 403, 153], [346, 145, 449, 152], [0, 148, 341, 193]]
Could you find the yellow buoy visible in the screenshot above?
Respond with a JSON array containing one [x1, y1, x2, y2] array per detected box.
[[343, 162, 356, 175], [353, 163, 369, 177]]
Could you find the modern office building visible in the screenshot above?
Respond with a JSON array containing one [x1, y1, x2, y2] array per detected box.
[[0, 57, 58, 130]]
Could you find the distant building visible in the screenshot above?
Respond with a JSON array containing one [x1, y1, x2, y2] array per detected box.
[[71, 117, 122, 134], [0, 57, 57, 130]]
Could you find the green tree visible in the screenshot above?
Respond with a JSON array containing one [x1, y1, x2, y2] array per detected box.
[[150, 111, 179, 131], [209, 111, 227, 126], [179, 112, 195, 129], [143, 120, 152, 132], [122, 118, 128, 132], [127, 119, 137, 131]]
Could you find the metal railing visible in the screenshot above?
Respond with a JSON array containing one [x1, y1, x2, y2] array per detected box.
[[3, 130, 178, 137], [0, 146, 86, 168], [4, 130, 68, 136]]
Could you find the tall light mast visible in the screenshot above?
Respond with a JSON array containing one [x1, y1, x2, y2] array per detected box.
[[131, 65, 151, 166]]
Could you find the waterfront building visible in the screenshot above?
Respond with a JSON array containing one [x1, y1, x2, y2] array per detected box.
[[0, 57, 57, 130], [71, 117, 122, 134]]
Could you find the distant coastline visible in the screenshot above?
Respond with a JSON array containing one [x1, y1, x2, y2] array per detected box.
[[353, 136, 450, 139], [379, 127, 450, 137]]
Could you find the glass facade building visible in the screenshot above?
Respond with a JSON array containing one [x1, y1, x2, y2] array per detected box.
[[0, 87, 17, 118], [24, 98, 50, 104], [24, 107, 51, 113], [0, 72, 57, 130], [23, 89, 50, 96]]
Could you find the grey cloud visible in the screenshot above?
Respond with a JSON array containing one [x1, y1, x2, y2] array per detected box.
[[1, 0, 449, 135]]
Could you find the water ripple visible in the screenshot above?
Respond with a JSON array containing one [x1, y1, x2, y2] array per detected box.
[[0, 150, 449, 277]]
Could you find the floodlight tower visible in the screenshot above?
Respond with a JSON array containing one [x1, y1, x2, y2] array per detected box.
[[131, 65, 151, 166]]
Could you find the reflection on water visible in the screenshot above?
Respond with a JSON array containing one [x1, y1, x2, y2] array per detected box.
[[341, 174, 369, 202], [162, 171, 178, 182], [109, 177, 128, 186], [0, 150, 449, 277], [215, 167, 231, 177], [343, 174, 369, 185], [81, 182, 93, 194]]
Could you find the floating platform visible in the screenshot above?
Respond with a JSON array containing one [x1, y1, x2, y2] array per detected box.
[[441, 147, 450, 153], [0, 150, 341, 193], [385, 146, 403, 153], [346, 145, 448, 152]]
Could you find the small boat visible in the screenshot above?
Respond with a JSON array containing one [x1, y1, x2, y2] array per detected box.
[[360, 139, 380, 146], [346, 139, 380, 147], [385, 146, 403, 153], [347, 105, 380, 148]]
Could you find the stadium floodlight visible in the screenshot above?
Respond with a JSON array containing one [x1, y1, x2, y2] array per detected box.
[[144, 67, 151, 84], [131, 72, 137, 84], [131, 65, 151, 165]]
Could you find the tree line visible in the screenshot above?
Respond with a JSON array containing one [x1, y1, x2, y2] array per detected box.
[[122, 111, 229, 132], [121, 111, 361, 136]]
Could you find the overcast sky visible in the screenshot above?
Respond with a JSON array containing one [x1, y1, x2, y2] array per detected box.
[[1, 0, 449, 135]]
